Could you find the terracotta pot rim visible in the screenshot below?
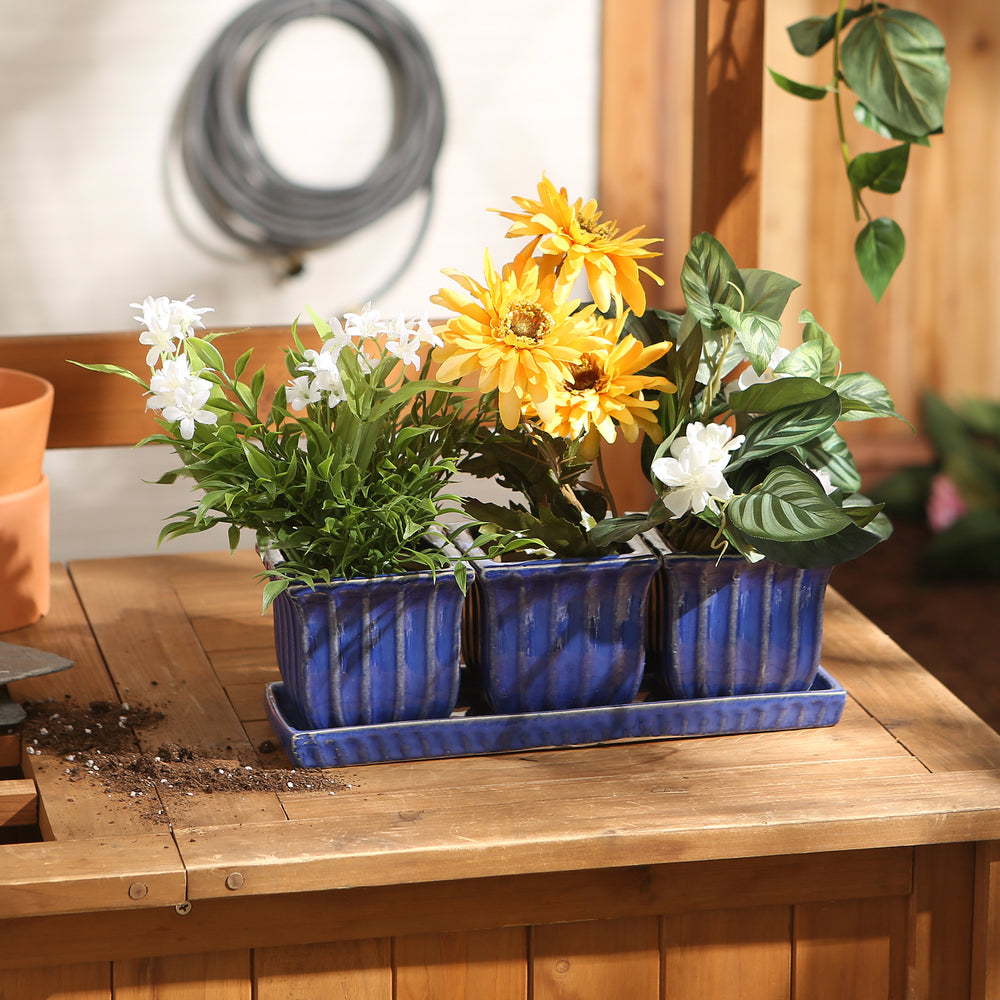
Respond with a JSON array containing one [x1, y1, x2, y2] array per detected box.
[[0, 367, 54, 412]]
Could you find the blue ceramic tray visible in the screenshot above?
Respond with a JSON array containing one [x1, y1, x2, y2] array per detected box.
[[264, 667, 846, 768]]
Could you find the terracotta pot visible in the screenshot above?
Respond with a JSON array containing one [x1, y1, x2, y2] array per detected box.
[[0, 476, 51, 633], [0, 368, 54, 495]]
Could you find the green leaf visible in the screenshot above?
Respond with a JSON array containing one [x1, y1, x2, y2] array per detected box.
[[798, 310, 841, 377], [728, 464, 852, 542], [714, 305, 782, 375], [728, 377, 834, 415], [830, 371, 905, 422], [795, 428, 862, 493], [183, 337, 226, 373], [773, 340, 825, 380], [590, 502, 670, 548], [738, 269, 800, 321], [840, 8, 949, 138], [745, 511, 892, 567], [727, 392, 843, 471], [855, 217, 905, 301], [680, 233, 744, 328], [786, 8, 865, 56], [767, 67, 829, 101], [69, 360, 149, 388], [853, 102, 932, 145], [847, 144, 910, 194]]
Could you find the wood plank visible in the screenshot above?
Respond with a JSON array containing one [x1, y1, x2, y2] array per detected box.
[[0, 850, 912, 970], [972, 841, 1000, 1000], [176, 769, 1000, 900], [661, 905, 791, 1000], [395, 927, 526, 1000], [7, 564, 166, 840], [794, 897, 909, 1000], [823, 591, 1000, 773], [113, 951, 251, 1000], [66, 557, 286, 829], [0, 961, 110, 1000], [305, 696, 921, 804], [908, 843, 975, 1000], [690, 0, 766, 265], [0, 327, 299, 449], [532, 916, 659, 1000], [0, 834, 184, 918], [253, 939, 391, 1000], [0, 779, 37, 828]]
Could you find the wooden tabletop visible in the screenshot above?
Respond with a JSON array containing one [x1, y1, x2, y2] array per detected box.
[[4, 550, 1000, 923]]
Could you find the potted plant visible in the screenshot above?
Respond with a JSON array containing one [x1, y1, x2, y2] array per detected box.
[[77, 296, 471, 730], [431, 177, 670, 714], [592, 232, 904, 698]]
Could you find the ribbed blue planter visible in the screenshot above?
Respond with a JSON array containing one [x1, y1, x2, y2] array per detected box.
[[465, 549, 660, 714], [271, 570, 463, 730], [654, 554, 833, 699]]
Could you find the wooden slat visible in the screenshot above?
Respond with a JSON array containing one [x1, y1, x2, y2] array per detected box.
[[532, 916, 659, 1000], [7, 564, 165, 841], [113, 951, 251, 1000], [175, 769, 1000, 901], [793, 896, 909, 1000], [908, 843, 975, 1000], [0, 850, 913, 971], [395, 928, 526, 1000], [972, 841, 1000, 1000], [254, 939, 390, 1000], [0, 834, 184, 918], [823, 590, 1000, 773], [66, 556, 287, 829], [0, 779, 37, 828], [662, 905, 791, 999], [0, 961, 110, 1000], [0, 327, 300, 449], [690, 0, 766, 265]]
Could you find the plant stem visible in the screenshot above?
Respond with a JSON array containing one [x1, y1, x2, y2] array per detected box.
[[831, 0, 869, 223], [595, 450, 620, 518]]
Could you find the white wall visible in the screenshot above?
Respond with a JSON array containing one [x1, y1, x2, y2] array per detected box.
[[0, 0, 600, 558]]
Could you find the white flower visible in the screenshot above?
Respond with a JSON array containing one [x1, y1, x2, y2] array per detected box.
[[343, 303, 385, 342], [146, 355, 213, 413], [132, 295, 175, 365], [413, 311, 444, 349], [734, 346, 792, 392], [651, 444, 734, 518], [677, 421, 745, 465], [298, 346, 346, 407], [161, 385, 218, 440], [812, 467, 836, 495], [286, 375, 322, 410], [169, 294, 213, 337], [384, 315, 424, 370]]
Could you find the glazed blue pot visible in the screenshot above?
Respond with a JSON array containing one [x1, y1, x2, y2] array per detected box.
[[465, 548, 660, 714], [654, 554, 833, 699], [271, 570, 463, 730]]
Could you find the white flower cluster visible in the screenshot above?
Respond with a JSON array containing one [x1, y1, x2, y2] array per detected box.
[[133, 295, 216, 440], [286, 305, 443, 411], [650, 421, 745, 519]]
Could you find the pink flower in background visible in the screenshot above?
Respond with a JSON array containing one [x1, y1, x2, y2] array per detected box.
[[927, 473, 968, 533]]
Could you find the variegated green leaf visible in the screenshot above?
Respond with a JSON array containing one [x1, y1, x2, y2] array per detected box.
[[727, 392, 842, 471]]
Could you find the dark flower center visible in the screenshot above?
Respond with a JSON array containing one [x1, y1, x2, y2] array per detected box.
[[568, 354, 606, 392], [503, 301, 552, 345]]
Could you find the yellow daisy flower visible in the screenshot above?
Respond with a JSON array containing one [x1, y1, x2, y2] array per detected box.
[[431, 248, 605, 429], [495, 176, 663, 315], [540, 318, 676, 461]]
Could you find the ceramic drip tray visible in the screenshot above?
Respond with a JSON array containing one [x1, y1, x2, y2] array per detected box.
[[265, 667, 847, 768]]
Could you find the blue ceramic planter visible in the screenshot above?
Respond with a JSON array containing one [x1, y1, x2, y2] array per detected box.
[[653, 554, 833, 699], [465, 548, 660, 714], [271, 570, 463, 730]]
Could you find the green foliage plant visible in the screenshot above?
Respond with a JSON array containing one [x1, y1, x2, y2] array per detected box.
[[76, 297, 472, 609], [769, 1, 950, 300], [592, 232, 906, 567]]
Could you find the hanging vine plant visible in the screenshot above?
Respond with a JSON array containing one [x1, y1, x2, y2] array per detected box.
[[770, 2, 950, 301]]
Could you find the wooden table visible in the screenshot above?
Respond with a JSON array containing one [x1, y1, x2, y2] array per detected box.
[[1, 551, 999, 999]]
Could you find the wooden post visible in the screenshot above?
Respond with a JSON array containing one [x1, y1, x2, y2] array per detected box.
[[690, 0, 766, 266]]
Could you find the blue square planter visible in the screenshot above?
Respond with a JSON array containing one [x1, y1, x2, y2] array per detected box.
[[271, 569, 463, 730], [652, 553, 833, 699], [464, 547, 661, 714]]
